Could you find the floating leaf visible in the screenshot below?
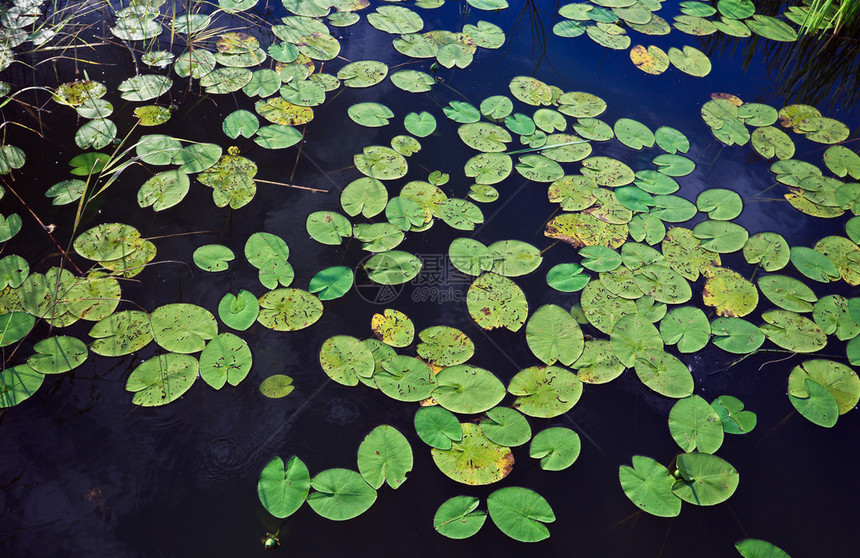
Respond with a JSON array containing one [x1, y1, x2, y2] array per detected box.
[[307, 468, 377, 521], [354, 146, 408, 180], [747, 14, 797, 41], [258, 456, 309, 519], [467, 272, 528, 331], [417, 326, 474, 366], [151, 303, 218, 353], [137, 170, 190, 211], [27, 336, 88, 374], [415, 406, 462, 450], [760, 310, 826, 353], [306, 211, 352, 245], [487, 486, 554, 543], [348, 102, 394, 127], [660, 307, 710, 353], [668, 395, 724, 453], [404, 112, 436, 137], [790, 378, 839, 428], [480, 407, 531, 447], [118, 74, 172, 101], [672, 452, 739, 506], [0, 312, 34, 347], [744, 232, 790, 271], [629, 45, 669, 75], [364, 251, 422, 285], [703, 269, 758, 317], [89, 311, 153, 357], [443, 101, 480, 123], [711, 317, 765, 354], [525, 304, 583, 365], [735, 539, 791, 558], [309, 266, 354, 301], [529, 427, 580, 471], [619, 456, 682, 518], [0, 364, 44, 408], [431, 423, 513, 485], [218, 290, 259, 332], [255, 98, 313, 125], [259, 374, 294, 398], [788, 360, 860, 415], [668, 46, 711, 77], [634, 349, 694, 398], [508, 365, 583, 418], [257, 289, 323, 331], [193, 244, 234, 272], [126, 353, 198, 406], [357, 425, 413, 489], [391, 70, 434, 93], [711, 395, 757, 434], [433, 365, 506, 414], [611, 314, 663, 367], [696, 189, 743, 221], [434, 496, 487, 540], [375, 355, 436, 402], [319, 335, 374, 386]]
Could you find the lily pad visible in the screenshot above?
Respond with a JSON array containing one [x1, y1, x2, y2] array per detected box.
[[218, 290, 259, 331], [487, 486, 554, 543], [480, 407, 531, 447], [434, 496, 487, 540], [467, 272, 528, 331], [634, 349, 694, 398], [508, 365, 583, 418], [307, 468, 377, 521], [415, 406, 463, 450], [433, 365, 506, 414], [26, 336, 88, 374], [788, 359, 860, 415], [150, 303, 218, 354], [258, 456, 310, 519], [126, 353, 198, 406], [257, 289, 323, 331], [672, 452, 739, 506], [431, 423, 513, 486], [619, 456, 681, 517], [357, 425, 413, 489], [525, 304, 584, 366], [529, 427, 580, 471], [364, 251, 422, 285], [416, 326, 474, 366], [0, 364, 44, 408], [668, 395, 724, 454]]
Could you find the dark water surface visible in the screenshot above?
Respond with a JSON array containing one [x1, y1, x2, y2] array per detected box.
[[1, 1, 859, 557]]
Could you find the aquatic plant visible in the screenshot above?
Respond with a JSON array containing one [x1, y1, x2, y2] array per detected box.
[[0, 0, 857, 554]]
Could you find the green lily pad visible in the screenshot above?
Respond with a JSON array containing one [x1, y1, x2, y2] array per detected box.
[[508, 365, 583, 418], [758, 275, 817, 312], [391, 70, 434, 93], [634, 349, 695, 398], [137, 170, 190, 211], [416, 326, 474, 366], [668, 395, 724, 453], [403, 112, 436, 137], [480, 407, 531, 447], [307, 468, 377, 521], [198, 333, 252, 389], [89, 311, 153, 357], [525, 304, 584, 366], [751, 126, 795, 160], [126, 353, 198, 406], [357, 425, 413, 489], [711, 317, 765, 354], [415, 406, 463, 450], [258, 456, 309, 519], [26, 336, 88, 374], [788, 359, 860, 415], [760, 310, 827, 353], [546, 263, 590, 292], [529, 427, 580, 471], [341, 177, 388, 218], [375, 355, 436, 402], [789, 378, 839, 428], [150, 303, 218, 354], [660, 306, 710, 353], [696, 189, 743, 221], [364, 251, 422, 285], [744, 232, 790, 271], [193, 244, 234, 272], [747, 14, 798, 41], [611, 314, 663, 367], [257, 289, 323, 331], [309, 266, 354, 301], [734, 539, 791, 558], [703, 269, 759, 318], [434, 496, 487, 540], [319, 335, 374, 386], [668, 46, 711, 77], [431, 423, 513, 486], [487, 486, 554, 543], [259, 374, 294, 398], [0, 364, 44, 408], [0, 312, 34, 347], [218, 290, 259, 331], [433, 365, 506, 414], [306, 211, 352, 245], [813, 295, 860, 340], [711, 395, 757, 434], [619, 455, 682, 518], [467, 272, 528, 331], [348, 102, 394, 128], [355, 146, 408, 180], [118, 74, 172, 101], [672, 452, 739, 505], [443, 101, 481, 123]]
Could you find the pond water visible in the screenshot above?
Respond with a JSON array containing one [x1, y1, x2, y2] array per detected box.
[[1, 1, 859, 556]]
